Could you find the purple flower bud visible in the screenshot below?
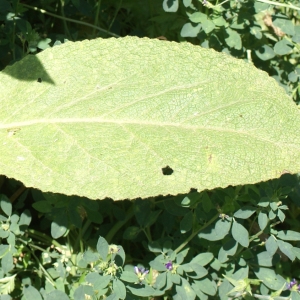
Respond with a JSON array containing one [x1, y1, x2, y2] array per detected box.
[[134, 266, 139, 275], [134, 266, 149, 276], [287, 279, 297, 290], [165, 261, 173, 271]]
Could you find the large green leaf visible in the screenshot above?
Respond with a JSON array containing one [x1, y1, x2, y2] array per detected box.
[[1, 37, 300, 200]]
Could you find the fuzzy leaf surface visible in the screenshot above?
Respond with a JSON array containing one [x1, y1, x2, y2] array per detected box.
[[1, 37, 300, 200]]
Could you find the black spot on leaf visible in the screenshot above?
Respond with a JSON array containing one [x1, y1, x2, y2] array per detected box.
[[162, 166, 174, 175], [37, 78, 42, 83]]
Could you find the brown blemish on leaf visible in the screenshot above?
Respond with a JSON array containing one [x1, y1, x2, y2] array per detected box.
[[7, 128, 21, 137]]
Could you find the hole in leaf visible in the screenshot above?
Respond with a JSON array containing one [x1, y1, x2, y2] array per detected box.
[[162, 166, 174, 175], [37, 78, 42, 83]]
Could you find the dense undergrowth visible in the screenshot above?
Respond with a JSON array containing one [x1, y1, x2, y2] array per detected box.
[[0, 0, 300, 299]]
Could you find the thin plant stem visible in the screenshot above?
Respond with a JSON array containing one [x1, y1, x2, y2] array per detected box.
[[252, 294, 289, 300], [28, 243, 49, 253], [107, 0, 123, 33], [142, 228, 152, 243], [92, 0, 102, 37], [77, 228, 83, 253], [20, 3, 120, 38], [148, 0, 154, 20], [28, 229, 63, 248], [10, 185, 26, 203], [105, 205, 135, 243], [74, 220, 91, 253], [30, 249, 56, 286], [205, 0, 300, 11], [229, 291, 290, 299], [12, 11, 17, 61], [81, 219, 92, 237], [256, 0, 300, 11], [216, 0, 230, 7], [146, 226, 152, 242], [174, 213, 219, 254], [60, 0, 72, 40], [249, 221, 279, 243], [67, 234, 73, 254]]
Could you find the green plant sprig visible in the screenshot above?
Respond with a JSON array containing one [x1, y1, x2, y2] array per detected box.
[[20, 3, 120, 38]]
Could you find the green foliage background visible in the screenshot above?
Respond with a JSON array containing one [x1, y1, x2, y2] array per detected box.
[[0, 0, 300, 299], [0, 0, 299, 101]]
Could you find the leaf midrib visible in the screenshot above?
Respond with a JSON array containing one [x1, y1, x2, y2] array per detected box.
[[1, 118, 290, 149], [1, 117, 255, 131]]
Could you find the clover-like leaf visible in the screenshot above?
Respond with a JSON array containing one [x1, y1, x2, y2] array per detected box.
[[231, 221, 249, 247]]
